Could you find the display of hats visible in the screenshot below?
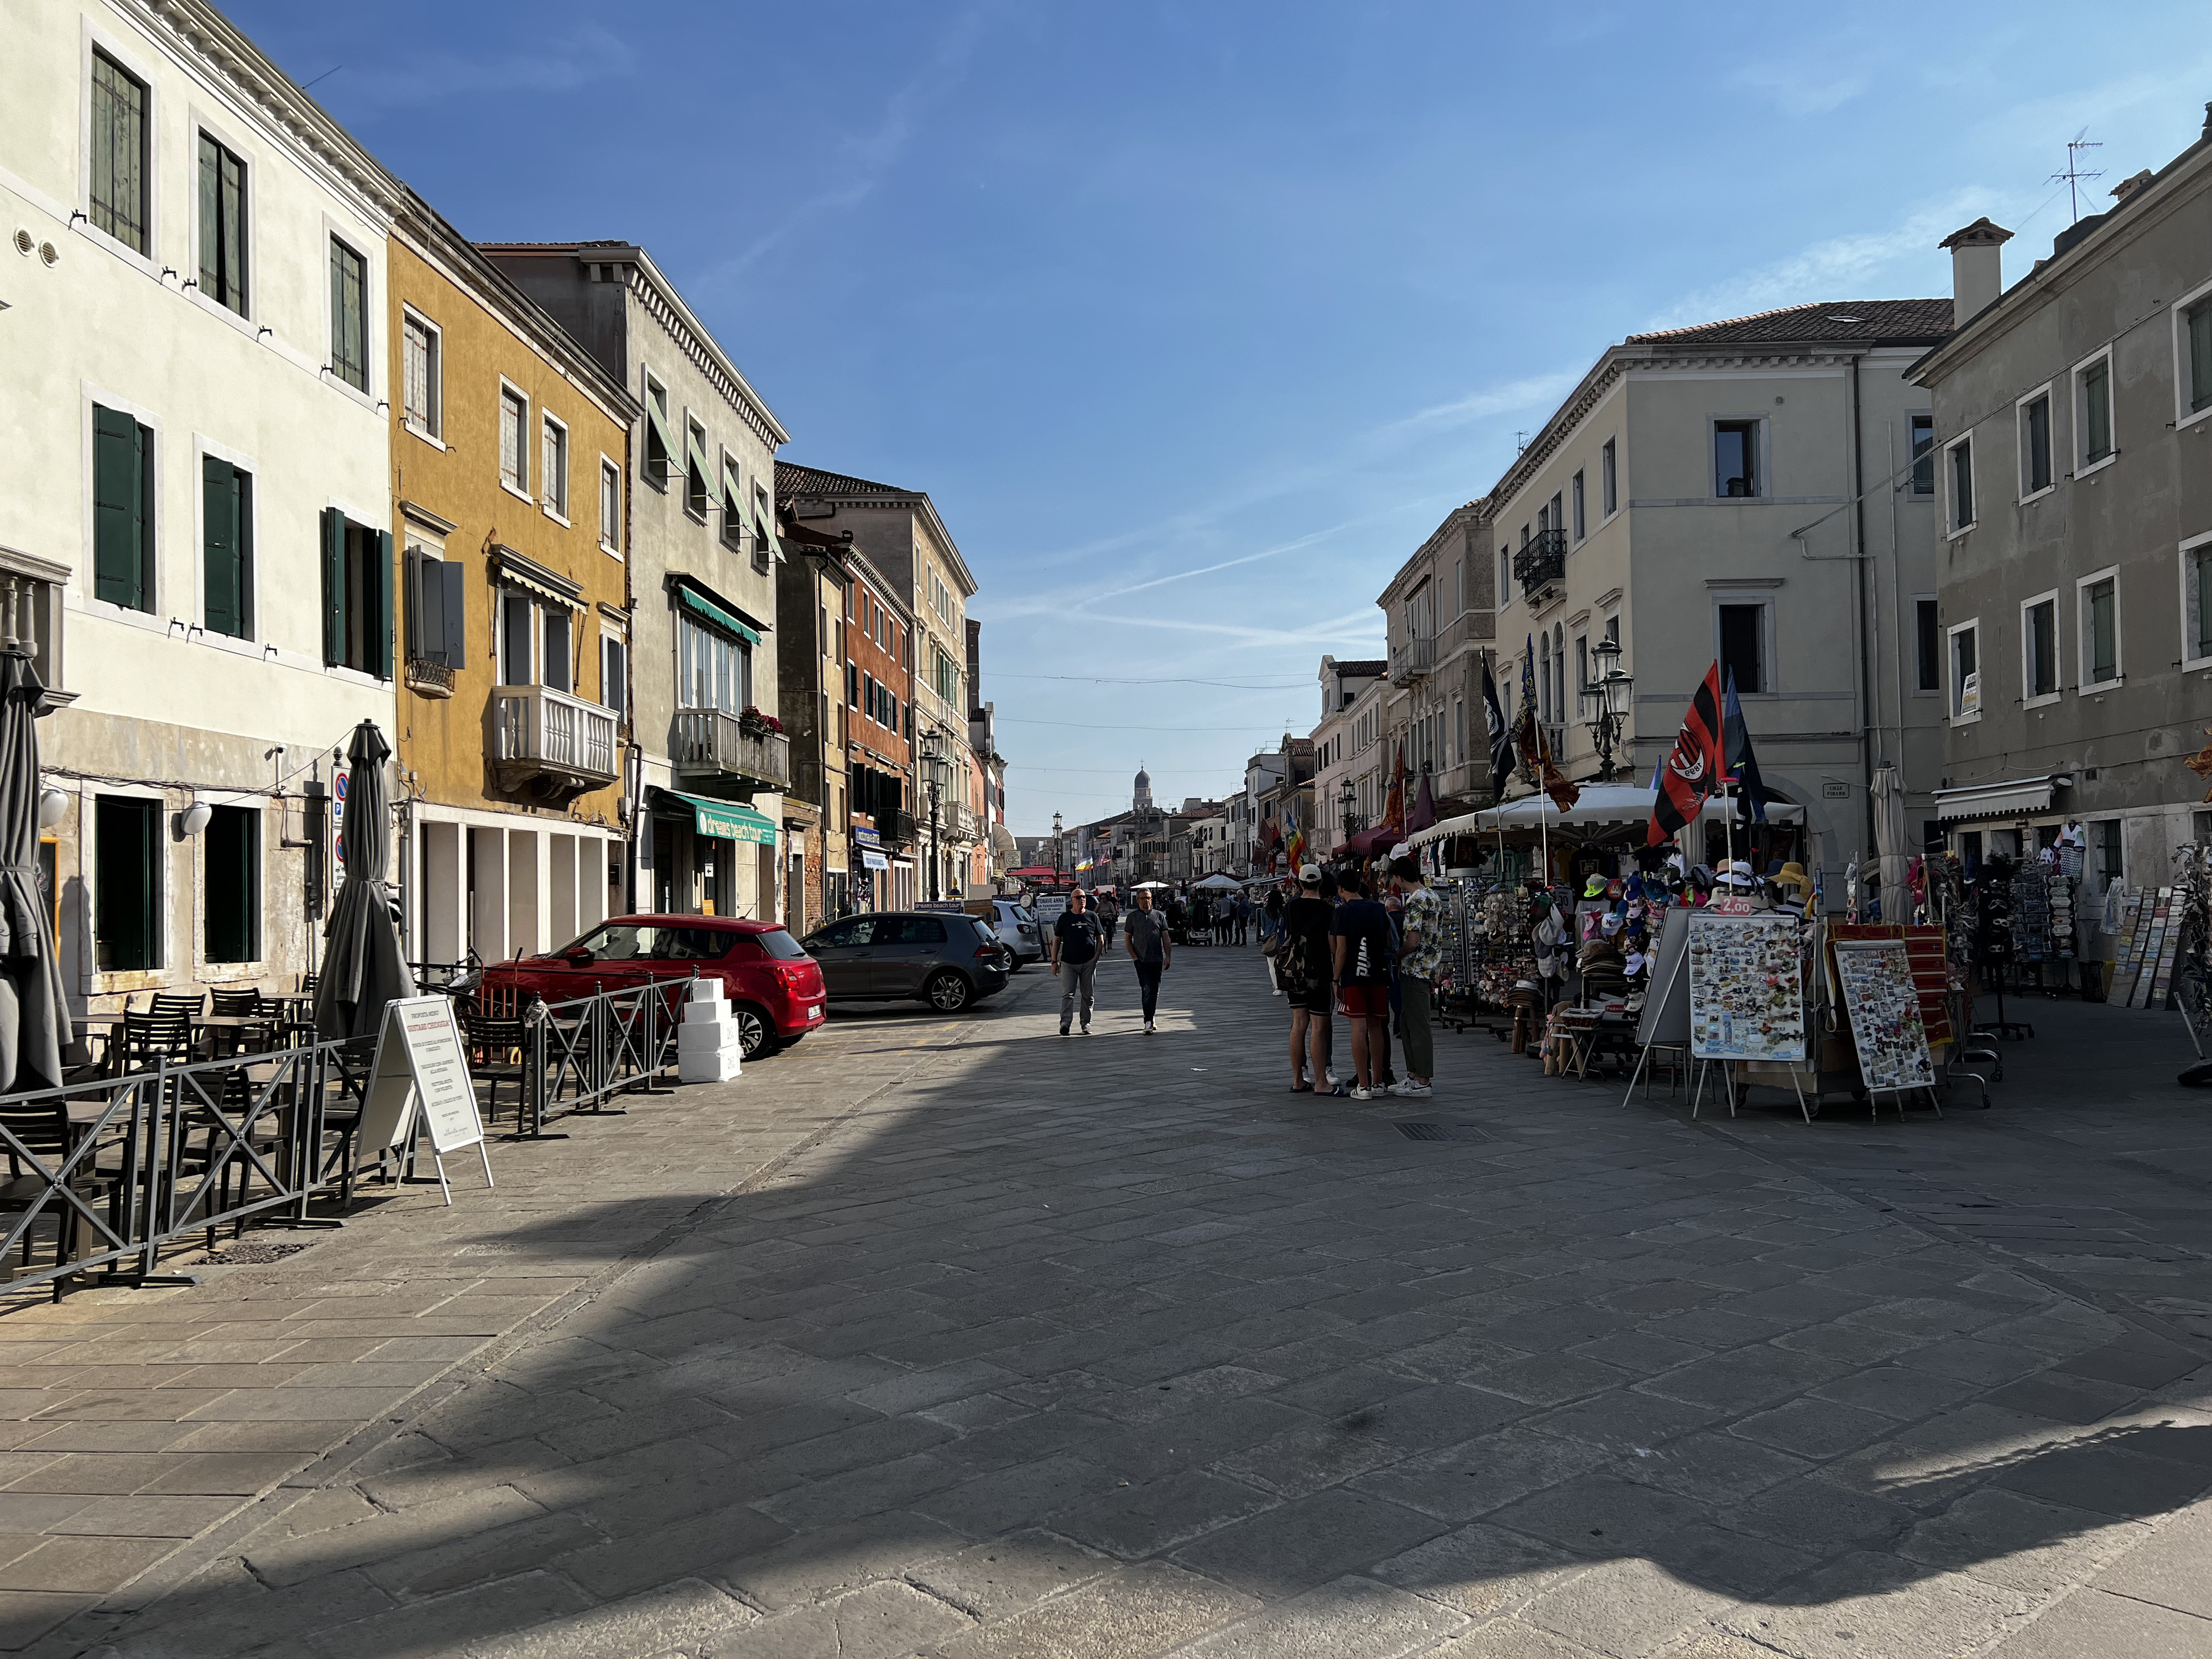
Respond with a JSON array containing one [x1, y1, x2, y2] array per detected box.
[[1583, 874, 1609, 898]]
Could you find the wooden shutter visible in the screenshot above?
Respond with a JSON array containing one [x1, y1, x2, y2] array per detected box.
[[441, 559, 467, 668], [93, 406, 146, 610], [603, 638, 625, 716], [374, 530, 394, 680], [202, 455, 239, 637], [320, 508, 345, 665]]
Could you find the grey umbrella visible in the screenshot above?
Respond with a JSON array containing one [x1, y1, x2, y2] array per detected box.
[[1871, 764, 1912, 920], [314, 721, 410, 1042], [0, 649, 70, 1093]]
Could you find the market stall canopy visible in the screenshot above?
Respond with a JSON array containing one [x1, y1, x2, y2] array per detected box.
[[1192, 873, 1243, 891], [1406, 783, 1804, 848]]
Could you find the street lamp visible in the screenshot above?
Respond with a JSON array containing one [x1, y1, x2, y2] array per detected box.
[[1579, 635, 1635, 782], [919, 728, 946, 901], [1338, 777, 1361, 841], [1052, 811, 1063, 879]]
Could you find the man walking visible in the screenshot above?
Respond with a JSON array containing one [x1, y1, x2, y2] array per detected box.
[[1125, 885, 1173, 1032], [1051, 888, 1104, 1036], [1098, 889, 1118, 949], [1331, 869, 1395, 1099], [1389, 856, 1439, 1097]]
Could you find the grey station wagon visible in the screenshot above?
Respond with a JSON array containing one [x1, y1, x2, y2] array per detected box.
[[801, 911, 1010, 1013]]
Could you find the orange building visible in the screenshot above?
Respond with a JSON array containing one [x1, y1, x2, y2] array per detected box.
[[385, 192, 639, 967]]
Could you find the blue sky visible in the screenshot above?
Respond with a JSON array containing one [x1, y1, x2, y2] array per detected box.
[[231, 0, 2211, 833]]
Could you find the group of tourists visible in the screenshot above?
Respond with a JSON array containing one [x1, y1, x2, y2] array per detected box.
[[1264, 857, 1441, 1101], [1046, 886, 1172, 1035]]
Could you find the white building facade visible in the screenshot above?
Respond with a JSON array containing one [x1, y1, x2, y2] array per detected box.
[[2, 0, 403, 1010]]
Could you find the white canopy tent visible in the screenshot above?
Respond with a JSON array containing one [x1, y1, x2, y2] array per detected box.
[[1405, 783, 1804, 849]]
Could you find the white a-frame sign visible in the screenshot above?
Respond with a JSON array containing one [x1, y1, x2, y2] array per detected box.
[[356, 996, 493, 1205]]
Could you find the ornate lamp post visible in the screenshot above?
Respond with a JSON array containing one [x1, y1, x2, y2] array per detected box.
[[1578, 635, 1635, 782], [1338, 777, 1361, 842], [919, 728, 946, 900], [1052, 811, 1063, 880]]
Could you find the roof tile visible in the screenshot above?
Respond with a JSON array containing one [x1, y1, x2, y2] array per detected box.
[[1626, 298, 1952, 347]]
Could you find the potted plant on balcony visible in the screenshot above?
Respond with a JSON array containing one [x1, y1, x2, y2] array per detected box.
[[737, 706, 784, 736]]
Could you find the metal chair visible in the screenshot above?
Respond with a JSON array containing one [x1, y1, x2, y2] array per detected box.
[[209, 988, 263, 1017], [463, 1011, 532, 1128], [149, 991, 206, 1019], [116, 1011, 194, 1074]]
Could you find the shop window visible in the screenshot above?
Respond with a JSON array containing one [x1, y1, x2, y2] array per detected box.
[[204, 805, 259, 963], [95, 795, 159, 972]]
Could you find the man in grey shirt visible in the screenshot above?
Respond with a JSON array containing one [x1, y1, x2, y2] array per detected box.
[[1124, 887, 1173, 1032]]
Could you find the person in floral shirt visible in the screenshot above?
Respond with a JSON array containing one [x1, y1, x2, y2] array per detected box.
[[1389, 856, 1444, 1096]]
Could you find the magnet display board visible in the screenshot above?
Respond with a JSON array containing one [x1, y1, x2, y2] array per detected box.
[[1832, 939, 1934, 1091], [1688, 910, 1807, 1062]]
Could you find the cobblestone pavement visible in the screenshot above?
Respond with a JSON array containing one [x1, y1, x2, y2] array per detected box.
[[4, 947, 2212, 1658]]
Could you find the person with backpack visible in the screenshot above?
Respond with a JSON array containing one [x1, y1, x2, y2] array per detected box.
[[1279, 865, 1337, 1091]]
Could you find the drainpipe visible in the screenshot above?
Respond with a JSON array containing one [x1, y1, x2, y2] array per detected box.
[[1849, 352, 1877, 859]]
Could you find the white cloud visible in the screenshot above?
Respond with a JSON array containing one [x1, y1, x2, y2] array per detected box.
[[333, 27, 634, 109]]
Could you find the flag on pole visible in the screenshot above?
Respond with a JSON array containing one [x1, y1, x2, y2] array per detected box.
[[1722, 670, 1768, 823], [1481, 655, 1514, 801], [1383, 741, 1407, 832], [1511, 637, 1579, 812], [1284, 797, 1305, 870], [1647, 661, 1726, 846]]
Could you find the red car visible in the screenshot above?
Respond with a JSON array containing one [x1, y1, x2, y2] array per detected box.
[[483, 914, 826, 1062]]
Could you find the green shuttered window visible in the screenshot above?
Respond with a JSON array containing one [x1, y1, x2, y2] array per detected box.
[[196, 133, 248, 315], [93, 405, 153, 612], [330, 237, 368, 392], [321, 510, 393, 678], [202, 455, 252, 639], [90, 51, 148, 255]]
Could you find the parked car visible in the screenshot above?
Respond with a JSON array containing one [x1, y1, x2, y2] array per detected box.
[[801, 910, 1009, 1013], [917, 898, 1043, 967], [482, 915, 826, 1062]]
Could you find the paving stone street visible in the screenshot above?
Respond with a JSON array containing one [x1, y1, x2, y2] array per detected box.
[[4, 947, 2212, 1658]]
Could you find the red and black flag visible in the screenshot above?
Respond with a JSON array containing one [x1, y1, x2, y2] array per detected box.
[[1647, 660, 1725, 846]]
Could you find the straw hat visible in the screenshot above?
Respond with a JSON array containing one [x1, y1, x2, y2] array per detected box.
[[1775, 861, 1811, 893]]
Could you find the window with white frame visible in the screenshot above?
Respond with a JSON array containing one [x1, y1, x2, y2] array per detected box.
[[601, 630, 626, 717], [2179, 283, 2212, 424], [1600, 438, 1617, 515], [2018, 388, 2053, 499], [2184, 534, 2212, 671], [684, 418, 709, 519], [402, 311, 441, 437], [1945, 434, 1975, 532], [2077, 567, 2120, 688], [498, 590, 575, 692], [329, 238, 370, 394], [1909, 414, 1936, 495], [2021, 591, 2059, 703], [719, 455, 743, 550], [598, 458, 621, 554], [1948, 618, 1980, 721], [541, 414, 569, 520], [2074, 350, 2115, 469], [196, 132, 248, 316], [499, 387, 528, 495], [678, 614, 753, 713], [89, 50, 150, 257], [1714, 420, 1760, 497]]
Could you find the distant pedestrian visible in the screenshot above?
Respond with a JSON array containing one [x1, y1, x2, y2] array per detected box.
[[1281, 865, 1336, 1091], [1235, 893, 1253, 946], [1051, 889, 1104, 1036], [1332, 869, 1396, 1099], [1389, 856, 1440, 1097], [1099, 890, 1119, 947], [1125, 886, 1173, 1032]]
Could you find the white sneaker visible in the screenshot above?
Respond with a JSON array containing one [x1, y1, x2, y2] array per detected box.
[[1349, 1086, 1373, 1101], [1143, 1020, 1156, 1032], [1323, 1071, 1339, 1091], [1392, 1081, 1432, 1097]]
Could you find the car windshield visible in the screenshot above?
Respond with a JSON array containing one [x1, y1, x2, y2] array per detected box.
[[755, 928, 807, 960], [560, 923, 732, 962]]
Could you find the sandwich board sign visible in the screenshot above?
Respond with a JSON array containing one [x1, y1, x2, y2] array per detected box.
[[356, 995, 492, 1204]]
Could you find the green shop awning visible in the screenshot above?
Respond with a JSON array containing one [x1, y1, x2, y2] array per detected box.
[[666, 790, 778, 846], [674, 581, 761, 645]]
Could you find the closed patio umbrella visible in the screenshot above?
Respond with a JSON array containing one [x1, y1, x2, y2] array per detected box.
[[314, 722, 410, 1042], [0, 648, 69, 1093], [1871, 764, 1911, 918]]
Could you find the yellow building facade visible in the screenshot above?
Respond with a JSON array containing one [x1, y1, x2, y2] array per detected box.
[[385, 194, 639, 968]]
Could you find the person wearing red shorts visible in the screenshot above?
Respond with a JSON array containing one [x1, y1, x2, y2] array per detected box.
[[1331, 869, 1396, 1100]]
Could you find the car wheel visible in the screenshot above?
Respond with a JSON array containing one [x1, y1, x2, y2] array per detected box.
[[1006, 954, 1024, 973], [924, 971, 973, 1013], [734, 1003, 773, 1061]]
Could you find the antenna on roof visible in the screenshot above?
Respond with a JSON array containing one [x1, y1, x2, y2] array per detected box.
[[1514, 431, 1529, 453], [2049, 128, 2104, 225]]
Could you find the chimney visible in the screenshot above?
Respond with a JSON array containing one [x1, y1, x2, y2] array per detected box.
[[1938, 217, 2014, 328]]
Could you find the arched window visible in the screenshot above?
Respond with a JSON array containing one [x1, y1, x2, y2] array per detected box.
[[1537, 634, 1552, 723]]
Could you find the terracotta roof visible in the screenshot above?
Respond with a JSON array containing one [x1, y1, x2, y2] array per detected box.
[[1627, 299, 1952, 347], [1332, 660, 1387, 677], [777, 461, 917, 499]]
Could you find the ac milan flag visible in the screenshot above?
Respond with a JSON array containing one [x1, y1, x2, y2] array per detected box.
[[1647, 661, 1726, 846]]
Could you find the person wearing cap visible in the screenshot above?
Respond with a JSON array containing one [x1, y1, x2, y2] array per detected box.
[[1281, 864, 1337, 1091], [1389, 856, 1440, 1097]]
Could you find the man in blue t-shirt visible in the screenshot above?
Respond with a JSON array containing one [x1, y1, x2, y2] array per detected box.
[[1331, 870, 1396, 1099]]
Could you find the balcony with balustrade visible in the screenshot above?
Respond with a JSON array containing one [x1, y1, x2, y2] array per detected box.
[[1513, 528, 1568, 603], [491, 684, 619, 801], [671, 709, 792, 798], [1387, 634, 1436, 686]]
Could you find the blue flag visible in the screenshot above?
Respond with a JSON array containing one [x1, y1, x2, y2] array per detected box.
[[1722, 671, 1768, 823]]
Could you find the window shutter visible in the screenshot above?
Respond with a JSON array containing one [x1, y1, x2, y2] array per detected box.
[[603, 638, 625, 716], [320, 509, 345, 666], [401, 549, 421, 662], [234, 468, 253, 637], [374, 530, 394, 680], [441, 559, 467, 668], [202, 455, 237, 637], [93, 406, 145, 609]]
